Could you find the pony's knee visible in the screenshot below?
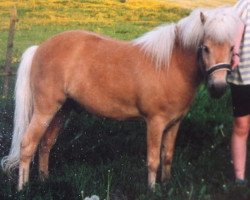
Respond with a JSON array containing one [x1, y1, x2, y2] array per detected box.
[[148, 154, 160, 172]]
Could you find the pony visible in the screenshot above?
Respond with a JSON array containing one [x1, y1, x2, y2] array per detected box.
[[1, 7, 242, 191]]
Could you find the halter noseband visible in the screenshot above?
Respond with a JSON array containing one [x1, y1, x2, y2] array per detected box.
[[206, 63, 231, 77], [198, 46, 232, 79]]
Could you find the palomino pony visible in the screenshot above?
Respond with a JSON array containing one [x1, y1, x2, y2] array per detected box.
[[2, 7, 242, 190]]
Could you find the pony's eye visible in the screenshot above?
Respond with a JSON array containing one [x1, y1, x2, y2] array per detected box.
[[203, 45, 209, 54]]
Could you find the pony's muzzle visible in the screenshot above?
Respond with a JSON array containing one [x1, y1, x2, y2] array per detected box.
[[206, 63, 231, 99], [207, 78, 227, 99]]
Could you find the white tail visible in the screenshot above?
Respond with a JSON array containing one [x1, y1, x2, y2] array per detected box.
[[1, 46, 39, 173]]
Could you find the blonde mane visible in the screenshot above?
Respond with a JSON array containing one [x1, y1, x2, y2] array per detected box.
[[133, 7, 241, 69]]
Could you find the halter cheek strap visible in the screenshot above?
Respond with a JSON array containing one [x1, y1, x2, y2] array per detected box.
[[206, 63, 231, 77], [197, 46, 232, 79]]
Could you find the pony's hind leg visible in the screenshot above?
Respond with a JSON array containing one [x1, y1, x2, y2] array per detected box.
[[161, 121, 180, 183], [38, 102, 71, 181], [18, 113, 53, 190], [18, 102, 63, 191]]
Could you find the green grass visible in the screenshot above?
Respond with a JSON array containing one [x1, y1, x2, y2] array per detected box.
[[1, 0, 249, 199]]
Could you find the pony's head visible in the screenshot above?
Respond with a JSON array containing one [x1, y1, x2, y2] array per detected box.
[[179, 7, 242, 98], [198, 8, 242, 98], [198, 35, 233, 99]]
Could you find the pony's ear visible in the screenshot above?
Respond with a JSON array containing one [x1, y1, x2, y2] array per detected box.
[[200, 12, 206, 24]]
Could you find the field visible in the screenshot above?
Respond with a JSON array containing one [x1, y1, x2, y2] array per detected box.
[[1, 0, 250, 199]]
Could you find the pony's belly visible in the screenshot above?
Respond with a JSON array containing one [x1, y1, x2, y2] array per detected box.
[[83, 101, 141, 120]]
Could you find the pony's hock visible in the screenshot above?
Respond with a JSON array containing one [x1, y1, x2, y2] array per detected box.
[[1, 7, 242, 191]]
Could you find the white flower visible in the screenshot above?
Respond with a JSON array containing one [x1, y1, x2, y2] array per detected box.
[[84, 195, 100, 200]]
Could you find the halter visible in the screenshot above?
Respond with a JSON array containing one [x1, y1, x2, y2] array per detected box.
[[206, 63, 231, 77], [197, 45, 232, 79]]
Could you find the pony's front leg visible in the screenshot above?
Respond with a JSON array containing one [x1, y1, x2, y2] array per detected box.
[[18, 113, 55, 191], [146, 116, 167, 189], [161, 121, 180, 183]]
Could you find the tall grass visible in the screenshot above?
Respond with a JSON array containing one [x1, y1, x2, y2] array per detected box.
[[1, 0, 248, 199]]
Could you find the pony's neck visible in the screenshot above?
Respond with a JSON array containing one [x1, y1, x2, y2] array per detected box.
[[172, 41, 201, 88]]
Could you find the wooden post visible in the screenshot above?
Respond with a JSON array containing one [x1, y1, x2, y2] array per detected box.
[[2, 76, 10, 98], [4, 7, 18, 75]]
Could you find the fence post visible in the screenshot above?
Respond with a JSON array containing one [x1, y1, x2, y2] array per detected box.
[[4, 6, 18, 75]]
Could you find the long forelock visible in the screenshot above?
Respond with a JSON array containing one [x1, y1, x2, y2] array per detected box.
[[204, 7, 241, 44]]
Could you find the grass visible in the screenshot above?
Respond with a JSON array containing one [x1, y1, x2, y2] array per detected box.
[[1, 0, 249, 199], [163, 0, 234, 8]]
